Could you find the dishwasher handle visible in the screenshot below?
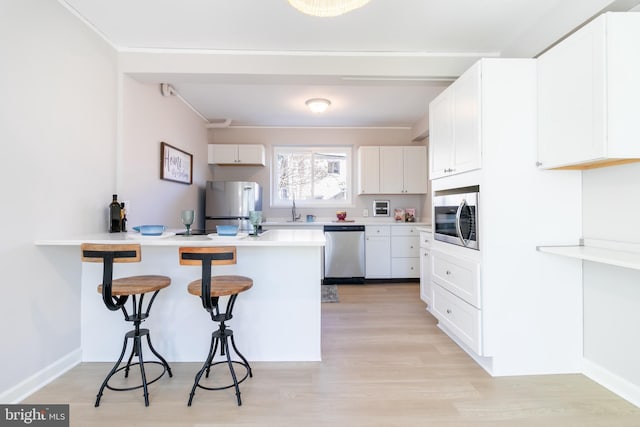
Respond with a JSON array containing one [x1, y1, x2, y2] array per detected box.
[[323, 225, 365, 232]]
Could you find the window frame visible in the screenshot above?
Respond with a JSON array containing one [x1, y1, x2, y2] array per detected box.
[[271, 145, 354, 208]]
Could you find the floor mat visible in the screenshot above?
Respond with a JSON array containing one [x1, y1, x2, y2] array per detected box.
[[321, 284, 339, 303]]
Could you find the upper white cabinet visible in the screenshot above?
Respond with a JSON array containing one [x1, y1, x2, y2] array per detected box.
[[357, 146, 427, 195], [208, 144, 265, 166], [537, 12, 640, 170], [357, 146, 381, 194], [429, 61, 481, 180], [380, 146, 428, 194]]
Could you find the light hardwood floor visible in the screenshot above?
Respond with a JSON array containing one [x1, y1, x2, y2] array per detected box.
[[24, 284, 640, 426]]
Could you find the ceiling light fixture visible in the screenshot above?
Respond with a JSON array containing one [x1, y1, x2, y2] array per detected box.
[[305, 98, 331, 113], [288, 0, 371, 17]]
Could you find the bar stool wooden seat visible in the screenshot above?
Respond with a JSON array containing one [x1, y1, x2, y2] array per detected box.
[[179, 246, 253, 406], [81, 243, 172, 407]]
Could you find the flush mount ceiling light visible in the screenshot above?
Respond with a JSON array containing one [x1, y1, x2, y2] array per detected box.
[[288, 0, 371, 17], [305, 98, 331, 113]]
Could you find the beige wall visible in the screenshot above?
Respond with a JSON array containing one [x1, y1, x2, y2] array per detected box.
[[210, 128, 431, 223], [0, 0, 118, 399], [121, 77, 210, 230]]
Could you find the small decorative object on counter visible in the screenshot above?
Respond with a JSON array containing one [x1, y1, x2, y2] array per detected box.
[[109, 194, 121, 233], [306, 214, 316, 222], [181, 209, 195, 236], [216, 225, 239, 236], [394, 208, 405, 222], [120, 203, 127, 232], [336, 211, 347, 221], [405, 208, 416, 223], [249, 211, 263, 235]]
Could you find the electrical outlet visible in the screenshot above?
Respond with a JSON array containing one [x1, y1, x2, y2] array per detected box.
[[363, 208, 369, 217]]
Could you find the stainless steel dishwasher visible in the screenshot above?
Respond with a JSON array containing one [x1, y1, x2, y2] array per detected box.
[[323, 224, 365, 284]]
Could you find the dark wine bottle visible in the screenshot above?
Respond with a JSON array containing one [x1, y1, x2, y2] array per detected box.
[[109, 194, 121, 233]]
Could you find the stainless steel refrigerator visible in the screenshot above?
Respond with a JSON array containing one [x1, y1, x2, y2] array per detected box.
[[205, 181, 262, 232]]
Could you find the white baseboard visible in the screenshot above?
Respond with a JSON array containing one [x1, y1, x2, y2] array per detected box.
[[583, 358, 640, 408], [0, 348, 82, 404]]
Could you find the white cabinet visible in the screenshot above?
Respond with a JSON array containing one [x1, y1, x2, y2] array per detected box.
[[208, 144, 265, 166], [357, 146, 380, 194], [390, 225, 420, 278], [365, 225, 421, 279], [419, 230, 433, 308], [432, 284, 482, 355], [429, 61, 481, 180], [429, 58, 583, 376], [357, 146, 427, 194], [365, 225, 390, 278], [430, 246, 482, 356], [380, 146, 428, 194], [431, 248, 480, 309], [537, 12, 640, 170]]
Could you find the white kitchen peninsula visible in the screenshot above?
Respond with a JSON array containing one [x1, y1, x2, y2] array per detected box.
[[35, 229, 325, 362]]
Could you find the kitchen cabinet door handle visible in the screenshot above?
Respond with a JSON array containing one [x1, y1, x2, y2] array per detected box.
[[446, 309, 452, 314], [446, 270, 451, 275]]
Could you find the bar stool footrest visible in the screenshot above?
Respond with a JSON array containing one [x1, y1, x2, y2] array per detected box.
[[195, 361, 251, 391], [104, 361, 170, 392]]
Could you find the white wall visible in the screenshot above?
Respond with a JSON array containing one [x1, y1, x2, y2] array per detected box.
[[0, 0, 118, 400], [121, 77, 210, 230], [210, 128, 430, 223], [582, 162, 640, 393]]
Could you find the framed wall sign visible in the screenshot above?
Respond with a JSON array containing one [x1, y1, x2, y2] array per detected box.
[[161, 142, 193, 185]]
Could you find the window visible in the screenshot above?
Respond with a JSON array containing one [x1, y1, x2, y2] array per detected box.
[[272, 146, 352, 207]]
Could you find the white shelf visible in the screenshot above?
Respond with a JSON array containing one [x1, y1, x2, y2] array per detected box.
[[537, 240, 640, 271]]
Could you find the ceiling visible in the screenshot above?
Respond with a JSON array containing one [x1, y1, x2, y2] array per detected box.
[[61, 0, 640, 130]]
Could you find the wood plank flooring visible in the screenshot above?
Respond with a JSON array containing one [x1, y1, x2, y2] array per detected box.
[[23, 284, 640, 426]]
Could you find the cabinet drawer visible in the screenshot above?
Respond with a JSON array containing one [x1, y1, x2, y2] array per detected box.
[[431, 248, 481, 308], [432, 284, 482, 355], [391, 236, 419, 258], [391, 225, 419, 236], [419, 231, 433, 248], [365, 225, 390, 236], [391, 257, 420, 278]]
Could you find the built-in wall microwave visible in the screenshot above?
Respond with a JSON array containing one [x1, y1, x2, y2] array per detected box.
[[433, 186, 479, 250]]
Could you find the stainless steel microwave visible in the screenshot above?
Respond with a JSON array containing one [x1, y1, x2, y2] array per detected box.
[[433, 186, 479, 250]]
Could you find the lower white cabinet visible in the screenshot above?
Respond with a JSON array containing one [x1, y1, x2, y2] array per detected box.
[[419, 231, 433, 308], [432, 284, 482, 354], [431, 248, 481, 308], [430, 246, 482, 355], [391, 225, 420, 278], [365, 225, 422, 279], [365, 225, 391, 278]]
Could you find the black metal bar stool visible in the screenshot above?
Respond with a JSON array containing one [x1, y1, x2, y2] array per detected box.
[[179, 246, 253, 406], [81, 243, 172, 407]]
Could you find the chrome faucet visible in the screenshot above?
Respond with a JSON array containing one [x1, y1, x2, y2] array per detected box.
[[291, 196, 301, 222]]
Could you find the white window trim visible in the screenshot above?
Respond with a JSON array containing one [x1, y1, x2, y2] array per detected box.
[[271, 145, 354, 208]]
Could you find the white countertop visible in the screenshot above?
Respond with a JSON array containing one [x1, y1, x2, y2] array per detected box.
[[35, 228, 325, 247], [262, 218, 431, 228]]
